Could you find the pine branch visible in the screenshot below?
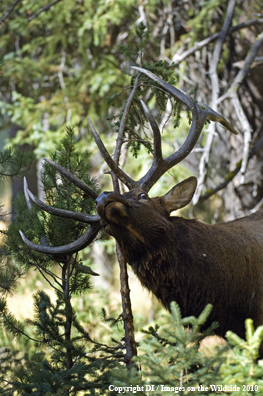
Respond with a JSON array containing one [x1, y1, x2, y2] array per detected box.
[[0, 298, 40, 343], [0, 149, 35, 179]]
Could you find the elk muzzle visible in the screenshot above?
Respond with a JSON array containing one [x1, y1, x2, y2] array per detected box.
[[96, 191, 132, 226]]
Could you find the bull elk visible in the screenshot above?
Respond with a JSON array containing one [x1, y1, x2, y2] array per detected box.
[[19, 68, 263, 355]]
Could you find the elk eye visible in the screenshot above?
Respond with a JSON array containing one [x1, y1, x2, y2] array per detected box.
[[139, 193, 148, 200]]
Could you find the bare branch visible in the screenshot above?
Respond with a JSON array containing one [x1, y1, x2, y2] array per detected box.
[[172, 18, 263, 63], [28, 0, 63, 22], [0, 0, 21, 27], [231, 92, 251, 181], [28, 252, 63, 291], [219, 30, 263, 103], [58, 51, 72, 124], [116, 243, 137, 367], [199, 166, 240, 203], [106, 74, 144, 368], [193, 0, 236, 205], [199, 130, 263, 202], [217, 30, 263, 179]]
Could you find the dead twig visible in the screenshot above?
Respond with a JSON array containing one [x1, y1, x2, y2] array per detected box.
[[200, 132, 263, 202], [218, 30, 263, 180], [28, 0, 63, 22], [172, 18, 263, 64], [111, 74, 141, 367], [193, 0, 236, 204], [0, 0, 21, 28]]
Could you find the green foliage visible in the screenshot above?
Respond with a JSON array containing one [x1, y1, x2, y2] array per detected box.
[[0, 0, 164, 157], [111, 303, 224, 394], [222, 319, 263, 388], [0, 297, 26, 339], [1, 1, 186, 161], [0, 146, 35, 180], [110, 303, 263, 395], [6, 127, 97, 268], [0, 250, 24, 295]]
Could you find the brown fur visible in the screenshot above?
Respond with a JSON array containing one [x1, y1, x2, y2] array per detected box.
[[96, 178, 263, 353]]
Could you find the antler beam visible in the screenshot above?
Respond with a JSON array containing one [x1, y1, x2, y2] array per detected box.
[[25, 185, 100, 223], [19, 223, 101, 256]]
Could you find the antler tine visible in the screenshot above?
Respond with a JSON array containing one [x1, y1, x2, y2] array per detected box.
[[19, 223, 102, 256], [44, 158, 98, 200], [23, 177, 33, 210], [197, 103, 238, 135], [140, 100, 162, 162], [22, 177, 49, 247], [88, 118, 136, 190], [25, 186, 100, 223], [164, 102, 238, 171], [131, 67, 238, 191], [137, 101, 165, 191], [132, 66, 196, 109]]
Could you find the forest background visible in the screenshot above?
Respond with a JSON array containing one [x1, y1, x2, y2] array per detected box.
[[1, 0, 263, 395]]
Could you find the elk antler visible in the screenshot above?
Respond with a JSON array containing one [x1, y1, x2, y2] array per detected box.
[[19, 67, 238, 255], [88, 67, 238, 192], [19, 161, 102, 256]]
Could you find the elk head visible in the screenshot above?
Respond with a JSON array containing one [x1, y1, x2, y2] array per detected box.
[[95, 177, 197, 255]]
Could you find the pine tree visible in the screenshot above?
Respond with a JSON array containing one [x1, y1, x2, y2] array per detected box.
[[110, 303, 263, 395], [0, 145, 35, 394], [0, 128, 125, 395], [0, 146, 35, 289]]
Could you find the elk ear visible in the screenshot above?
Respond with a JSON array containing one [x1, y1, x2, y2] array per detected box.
[[161, 176, 197, 214]]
